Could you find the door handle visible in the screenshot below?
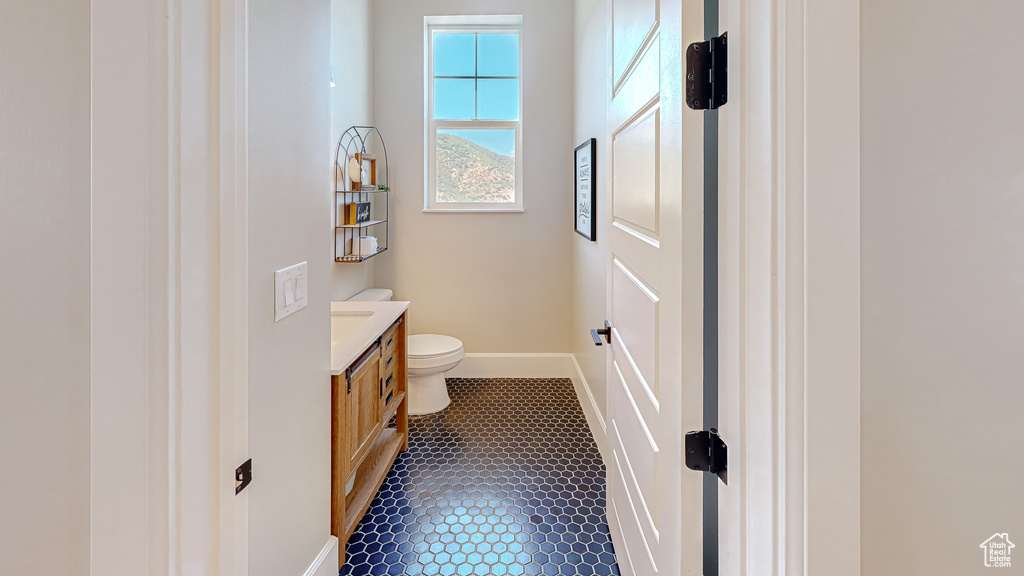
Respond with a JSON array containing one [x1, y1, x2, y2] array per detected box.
[[591, 321, 612, 346]]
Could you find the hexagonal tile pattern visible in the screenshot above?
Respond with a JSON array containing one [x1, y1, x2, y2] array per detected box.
[[340, 377, 620, 576]]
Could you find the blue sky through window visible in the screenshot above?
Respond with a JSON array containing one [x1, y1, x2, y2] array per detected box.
[[433, 31, 519, 158], [433, 33, 475, 76], [478, 34, 519, 76]]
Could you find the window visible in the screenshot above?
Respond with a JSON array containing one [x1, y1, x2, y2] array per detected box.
[[426, 18, 523, 211]]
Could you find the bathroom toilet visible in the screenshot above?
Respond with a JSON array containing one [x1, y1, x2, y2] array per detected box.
[[347, 289, 464, 415], [405, 334, 462, 414]]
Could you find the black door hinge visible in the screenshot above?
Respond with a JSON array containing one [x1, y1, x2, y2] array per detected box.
[[685, 429, 728, 484], [685, 32, 728, 110], [235, 458, 252, 495]]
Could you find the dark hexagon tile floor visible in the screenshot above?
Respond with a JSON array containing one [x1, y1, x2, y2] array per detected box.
[[339, 377, 620, 576]]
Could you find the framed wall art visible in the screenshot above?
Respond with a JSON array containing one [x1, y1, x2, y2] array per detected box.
[[574, 138, 596, 240], [356, 152, 377, 190]]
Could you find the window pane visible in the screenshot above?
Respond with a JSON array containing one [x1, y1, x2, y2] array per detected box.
[[477, 33, 519, 77], [436, 129, 516, 203], [433, 32, 475, 76], [434, 79, 475, 119], [477, 79, 519, 120]]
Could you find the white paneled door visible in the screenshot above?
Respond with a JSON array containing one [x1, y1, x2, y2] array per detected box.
[[603, 0, 703, 574]]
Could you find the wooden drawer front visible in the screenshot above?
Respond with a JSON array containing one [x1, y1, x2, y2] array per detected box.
[[382, 324, 398, 357], [379, 369, 397, 409], [381, 347, 397, 376], [382, 363, 397, 389], [380, 382, 397, 415]]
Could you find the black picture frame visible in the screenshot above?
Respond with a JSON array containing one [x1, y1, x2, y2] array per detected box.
[[574, 138, 597, 241]]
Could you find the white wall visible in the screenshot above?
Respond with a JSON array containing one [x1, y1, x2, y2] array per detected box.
[[861, 2, 1024, 573], [331, 0, 376, 301], [248, 0, 334, 573], [372, 0, 573, 353], [0, 1, 90, 574], [572, 0, 608, 421]]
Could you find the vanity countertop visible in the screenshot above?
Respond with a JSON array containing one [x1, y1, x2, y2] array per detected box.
[[330, 300, 410, 376]]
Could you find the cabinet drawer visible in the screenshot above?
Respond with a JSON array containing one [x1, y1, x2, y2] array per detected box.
[[380, 382, 398, 415], [380, 369, 397, 395], [383, 317, 401, 352], [381, 348, 398, 374], [382, 325, 398, 356], [379, 368, 397, 411]]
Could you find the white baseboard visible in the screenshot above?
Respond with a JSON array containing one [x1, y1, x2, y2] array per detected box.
[[569, 354, 608, 460], [445, 353, 578, 378], [303, 536, 338, 576]]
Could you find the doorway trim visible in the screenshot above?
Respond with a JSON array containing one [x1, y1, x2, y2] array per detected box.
[[781, 0, 862, 573], [90, 0, 249, 574], [716, 0, 860, 574], [216, 0, 251, 574]]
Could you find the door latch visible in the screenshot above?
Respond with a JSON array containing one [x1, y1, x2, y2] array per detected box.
[[685, 429, 728, 484], [591, 321, 612, 346], [235, 458, 252, 494], [685, 32, 728, 110]]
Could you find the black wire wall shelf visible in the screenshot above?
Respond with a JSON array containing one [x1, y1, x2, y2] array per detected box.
[[334, 126, 390, 263]]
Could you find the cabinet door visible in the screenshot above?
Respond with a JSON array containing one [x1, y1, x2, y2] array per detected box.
[[347, 345, 382, 470]]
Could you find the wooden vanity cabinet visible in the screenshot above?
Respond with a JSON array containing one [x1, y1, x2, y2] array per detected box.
[[331, 313, 408, 567]]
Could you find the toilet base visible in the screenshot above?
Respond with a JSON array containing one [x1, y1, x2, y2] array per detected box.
[[407, 372, 452, 415]]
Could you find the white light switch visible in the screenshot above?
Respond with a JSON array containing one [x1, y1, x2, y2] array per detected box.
[[284, 279, 295, 306], [275, 262, 308, 321]]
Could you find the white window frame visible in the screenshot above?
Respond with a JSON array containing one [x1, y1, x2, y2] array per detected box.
[[425, 16, 524, 212]]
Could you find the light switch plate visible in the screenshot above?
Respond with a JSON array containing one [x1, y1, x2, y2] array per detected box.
[[275, 262, 308, 322]]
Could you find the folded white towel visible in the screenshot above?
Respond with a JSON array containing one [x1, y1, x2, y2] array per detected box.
[[348, 235, 378, 256]]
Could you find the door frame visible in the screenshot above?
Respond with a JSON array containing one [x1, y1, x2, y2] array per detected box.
[[783, 0, 861, 572], [716, 0, 860, 574], [90, 0, 249, 574]]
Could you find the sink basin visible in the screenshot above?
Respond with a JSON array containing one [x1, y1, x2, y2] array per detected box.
[[331, 311, 374, 345], [330, 300, 409, 375]]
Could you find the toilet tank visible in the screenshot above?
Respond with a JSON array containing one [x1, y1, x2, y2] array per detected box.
[[347, 288, 393, 302]]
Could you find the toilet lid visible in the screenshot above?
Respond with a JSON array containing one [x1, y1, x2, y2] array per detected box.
[[408, 334, 464, 358]]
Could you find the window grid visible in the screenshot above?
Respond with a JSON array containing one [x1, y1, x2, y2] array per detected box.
[[475, 33, 477, 118], [431, 32, 520, 121]]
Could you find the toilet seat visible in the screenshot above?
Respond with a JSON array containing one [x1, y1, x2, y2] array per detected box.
[[407, 334, 464, 372], [408, 334, 463, 359]]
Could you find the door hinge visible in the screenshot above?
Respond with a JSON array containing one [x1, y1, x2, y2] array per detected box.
[[685, 32, 728, 110], [685, 429, 728, 484], [235, 458, 252, 495]]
